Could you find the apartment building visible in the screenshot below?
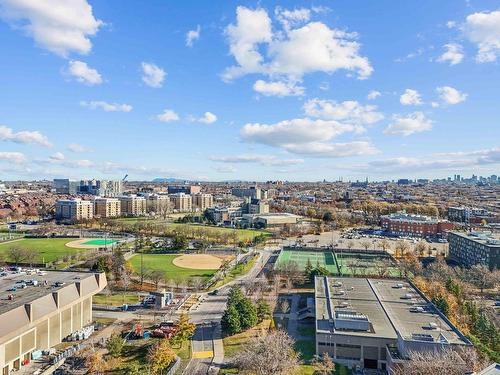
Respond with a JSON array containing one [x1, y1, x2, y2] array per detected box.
[[167, 185, 201, 195], [119, 195, 146, 216], [53, 179, 122, 197], [448, 231, 500, 270], [93, 197, 121, 218], [231, 186, 263, 199], [53, 179, 79, 195], [380, 211, 453, 238], [242, 198, 269, 215], [192, 193, 214, 211], [55, 199, 93, 222], [143, 194, 171, 215], [0, 271, 106, 374], [169, 193, 192, 212]]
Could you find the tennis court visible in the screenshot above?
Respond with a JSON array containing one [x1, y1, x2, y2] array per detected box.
[[335, 252, 400, 277], [82, 239, 118, 246], [275, 249, 337, 273]]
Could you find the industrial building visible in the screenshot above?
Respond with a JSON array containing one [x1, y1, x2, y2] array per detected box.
[[0, 270, 107, 374], [448, 231, 500, 270], [314, 276, 470, 373]]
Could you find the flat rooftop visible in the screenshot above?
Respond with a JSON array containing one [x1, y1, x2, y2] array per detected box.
[[315, 277, 469, 345], [0, 269, 96, 315], [450, 231, 500, 247]]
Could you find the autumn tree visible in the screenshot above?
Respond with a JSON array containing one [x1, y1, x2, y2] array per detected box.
[[311, 352, 335, 375], [172, 313, 195, 346], [147, 340, 176, 375], [106, 334, 124, 358]]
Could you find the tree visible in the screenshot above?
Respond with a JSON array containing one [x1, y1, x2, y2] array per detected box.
[[395, 240, 410, 257], [221, 303, 241, 335], [147, 340, 176, 375], [106, 334, 124, 358], [172, 313, 195, 346], [8, 247, 28, 265], [238, 297, 258, 330], [322, 211, 333, 222], [468, 265, 500, 294], [380, 239, 390, 252], [360, 239, 371, 251], [171, 234, 188, 251], [395, 349, 473, 375], [311, 352, 335, 375], [256, 298, 272, 322], [304, 258, 314, 281], [432, 295, 449, 316], [415, 241, 428, 257], [86, 351, 107, 374], [149, 270, 164, 291], [232, 330, 300, 375]]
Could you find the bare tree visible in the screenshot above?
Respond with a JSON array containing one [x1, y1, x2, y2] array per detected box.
[[149, 270, 164, 291], [360, 239, 371, 252], [467, 265, 500, 294], [395, 349, 478, 375], [8, 247, 28, 265], [311, 352, 335, 375], [232, 330, 300, 375]]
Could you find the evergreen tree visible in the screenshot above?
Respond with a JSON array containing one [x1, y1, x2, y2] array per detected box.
[[221, 304, 241, 334], [432, 295, 449, 316], [304, 258, 314, 283], [239, 297, 258, 329], [256, 298, 272, 322]]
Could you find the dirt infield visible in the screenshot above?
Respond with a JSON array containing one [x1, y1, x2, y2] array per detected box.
[[65, 238, 112, 249], [172, 254, 228, 270]]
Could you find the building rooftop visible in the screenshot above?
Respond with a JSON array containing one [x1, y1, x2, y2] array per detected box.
[[381, 212, 445, 224], [315, 277, 469, 346], [450, 231, 500, 247]]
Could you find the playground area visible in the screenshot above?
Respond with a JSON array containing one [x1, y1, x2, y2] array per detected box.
[[275, 249, 337, 273]]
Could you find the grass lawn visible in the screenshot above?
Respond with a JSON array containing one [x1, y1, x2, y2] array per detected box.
[[129, 253, 217, 283], [0, 238, 90, 263], [222, 320, 271, 358], [93, 293, 141, 306], [167, 223, 269, 242]]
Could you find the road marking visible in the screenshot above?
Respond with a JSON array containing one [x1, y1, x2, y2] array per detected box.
[[192, 350, 214, 359]]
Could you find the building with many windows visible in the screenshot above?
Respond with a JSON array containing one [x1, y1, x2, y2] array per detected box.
[[314, 276, 471, 373], [119, 195, 146, 216], [53, 179, 79, 195], [448, 231, 500, 270], [143, 194, 171, 216], [55, 199, 93, 222], [167, 185, 201, 195], [0, 271, 107, 374], [93, 197, 121, 218], [192, 193, 214, 211], [380, 212, 453, 238], [169, 193, 192, 212]]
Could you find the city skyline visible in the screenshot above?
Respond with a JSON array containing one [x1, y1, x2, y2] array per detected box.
[[1, 0, 499, 181]]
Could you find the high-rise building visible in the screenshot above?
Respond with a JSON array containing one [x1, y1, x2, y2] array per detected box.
[[169, 193, 192, 212], [143, 194, 171, 215], [55, 199, 93, 221], [53, 179, 79, 194], [93, 197, 121, 218], [167, 185, 201, 195], [231, 186, 262, 199], [78, 180, 122, 197], [192, 193, 214, 211], [119, 195, 146, 216]]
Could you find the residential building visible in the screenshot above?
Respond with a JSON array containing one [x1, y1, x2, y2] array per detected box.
[[53, 179, 79, 195], [0, 271, 107, 374], [167, 185, 201, 195], [192, 193, 214, 211], [231, 186, 262, 199], [448, 231, 500, 270], [143, 194, 171, 215], [78, 180, 122, 197], [119, 195, 146, 216], [242, 198, 269, 215], [169, 193, 192, 212], [93, 197, 121, 218], [314, 276, 470, 373], [380, 211, 453, 238], [55, 199, 93, 221]]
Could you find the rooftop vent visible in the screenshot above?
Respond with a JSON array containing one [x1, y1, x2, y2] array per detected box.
[[401, 293, 413, 300], [411, 333, 434, 342], [334, 310, 370, 331], [393, 283, 404, 289]]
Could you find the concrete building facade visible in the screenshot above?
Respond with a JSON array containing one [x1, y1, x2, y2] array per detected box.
[[119, 195, 146, 216], [55, 199, 93, 222], [93, 197, 121, 218], [192, 193, 214, 211], [169, 193, 192, 212], [0, 271, 107, 374], [448, 231, 500, 270]]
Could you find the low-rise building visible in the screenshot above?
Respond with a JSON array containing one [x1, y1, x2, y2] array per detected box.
[[315, 276, 471, 373], [169, 193, 192, 212], [205, 206, 242, 225], [380, 211, 453, 238], [242, 198, 269, 215], [243, 212, 300, 228], [93, 197, 121, 218], [0, 271, 107, 373], [55, 199, 93, 222], [119, 195, 146, 216], [448, 231, 500, 270], [192, 193, 214, 211]]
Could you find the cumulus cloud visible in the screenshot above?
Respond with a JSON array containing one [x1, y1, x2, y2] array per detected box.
[[437, 43, 464, 65], [436, 86, 467, 105], [0, 0, 102, 57], [367, 90, 381, 100], [198, 112, 217, 124], [156, 109, 179, 122], [222, 6, 372, 95], [67, 143, 90, 153], [0, 125, 52, 147], [253, 79, 304, 97], [303, 99, 384, 126], [210, 154, 303, 166], [463, 10, 500, 62], [80, 100, 132, 112], [49, 152, 65, 161], [141, 62, 166, 88], [67, 60, 102, 85], [186, 25, 201, 47], [0, 151, 26, 164], [399, 89, 423, 106], [384, 112, 432, 136], [283, 141, 378, 158]]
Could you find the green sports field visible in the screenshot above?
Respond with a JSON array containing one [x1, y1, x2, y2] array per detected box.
[[82, 239, 118, 246], [0, 238, 90, 264], [334, 252, 400, 277], [275, 249, 337, 273], [129, 254, 217, 283]]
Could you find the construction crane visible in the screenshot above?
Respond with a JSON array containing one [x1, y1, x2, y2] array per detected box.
[[122, 174, 128, 182]]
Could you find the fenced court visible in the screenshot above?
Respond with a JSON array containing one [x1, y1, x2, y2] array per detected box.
[[275, 249, 337, 273], [334, 252, 400, 277]]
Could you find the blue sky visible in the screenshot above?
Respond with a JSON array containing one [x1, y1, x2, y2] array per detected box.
[[0, 0, 499, 181]]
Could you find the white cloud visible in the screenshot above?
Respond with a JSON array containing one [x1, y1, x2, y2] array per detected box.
[[384, 112, 433, 136], [437, 43, 464, 65], [0, 125, 52, 147], [223, 6, 372, 87], [400, 89, 423, 106], [141, 62, 166, 88], [0, 0, 102, 57], [80, 100, 132, 112], [49, 152, 65, 161], [436, 86, 467, 104], [186, 25, 201, 47], [210, 154, 303, 166], [464, 11, 500, 62], [0, 151, 26, 164], [67, 143, 90, 153], [275, 7, 311, 29], [67, 60, 102, 85], [156, 109, 179, 123], [253, 79, 304, 97], [198, 112, 217, 124], [283, 141, 378, 158], [303, 99, 384, 126], [214, 165, 237, 173], [367, 90, 381, 100]]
